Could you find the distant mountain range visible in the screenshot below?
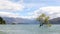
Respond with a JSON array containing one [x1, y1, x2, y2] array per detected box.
[[49, 17, 60, 24], [2, 17, 60, 24], [2, 17, 40, 24]]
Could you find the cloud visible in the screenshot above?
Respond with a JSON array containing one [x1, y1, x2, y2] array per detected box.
[[0, 11, 33, 19], [0, 11, 34, 19], [8, 5, 60, 19], [0, 0, 25, 18], [0, 0, 24, 11], [1, 0, 60, 19], [0, 12, 21, 18], [32, 6, 60, 19], [23, 11, 39, 19]]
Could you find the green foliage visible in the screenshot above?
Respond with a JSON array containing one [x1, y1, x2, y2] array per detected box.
[[36, 13, 51, 27], [40, 13, 46, 17], [0, 17, 6, 24], [44, 16, 50, 24], [37, 13, 46, 22]]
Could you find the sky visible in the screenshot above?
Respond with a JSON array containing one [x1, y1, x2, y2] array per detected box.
[[0, 0, 60, 19]]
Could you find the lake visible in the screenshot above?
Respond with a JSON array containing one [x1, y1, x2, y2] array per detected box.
[[0, 24, 60, 34]]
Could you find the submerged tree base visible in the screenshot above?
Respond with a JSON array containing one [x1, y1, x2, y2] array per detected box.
[[39, 24, 52, 27]]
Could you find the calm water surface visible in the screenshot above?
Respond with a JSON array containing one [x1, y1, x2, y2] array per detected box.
[[0, 24, 60, 34]]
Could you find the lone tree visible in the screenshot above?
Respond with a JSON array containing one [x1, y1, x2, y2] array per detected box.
[[36, 13, 51, 27], [0, 17, 6, 24]]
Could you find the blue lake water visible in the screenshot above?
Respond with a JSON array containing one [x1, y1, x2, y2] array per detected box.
[[0, 24, 60, 34]]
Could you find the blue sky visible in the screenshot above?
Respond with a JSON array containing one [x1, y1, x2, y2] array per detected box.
[[0, 0, 60, 19]]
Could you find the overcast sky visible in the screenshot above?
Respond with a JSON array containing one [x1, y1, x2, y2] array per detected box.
[[0, 0, 60, 19]]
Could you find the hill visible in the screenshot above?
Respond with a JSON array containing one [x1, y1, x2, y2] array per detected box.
[[50, 17, 60, 24], [2, 17, 39, 24]]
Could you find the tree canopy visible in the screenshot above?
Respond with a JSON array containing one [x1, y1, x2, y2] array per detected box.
[[36, 13, 51, 27], [0, 17, 6, 24]]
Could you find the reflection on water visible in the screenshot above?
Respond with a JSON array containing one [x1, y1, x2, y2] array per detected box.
[[0, 31, 7, 34], [0, 24, 60, 34]]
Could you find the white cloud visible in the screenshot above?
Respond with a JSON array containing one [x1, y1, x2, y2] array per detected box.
[[18, 6, 60, 19], [0, 11, 34, 19], [24, 11, 39, 19], [0, 0, 24, 11], [40, 6, 60, 13], [0, 12, 21, 18], [32, 6, 60, 19], [0, 0, 25, 18]]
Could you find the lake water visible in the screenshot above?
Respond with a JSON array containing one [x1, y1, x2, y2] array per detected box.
[[0, 24, 60, 34]]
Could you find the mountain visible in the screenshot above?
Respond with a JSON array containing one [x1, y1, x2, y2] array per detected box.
[[2, 17, 60, 24], [49, 17, 60, 24], [2, 17, 39, 24]]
